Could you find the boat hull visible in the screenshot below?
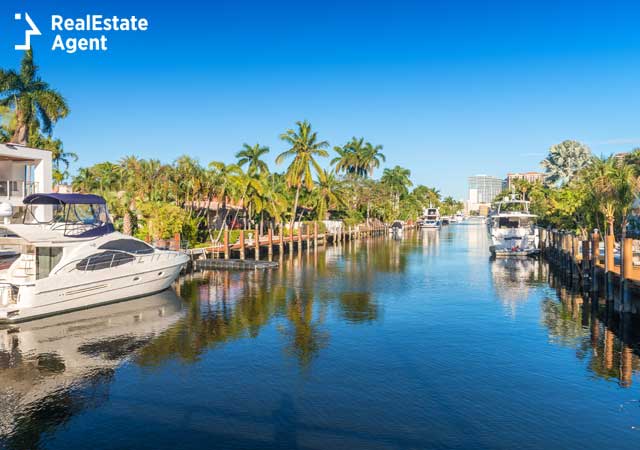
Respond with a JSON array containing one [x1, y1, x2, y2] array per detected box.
[[0, 255, 188, 323], [420, 221, 441, 229], [489, 227, 539, 257]]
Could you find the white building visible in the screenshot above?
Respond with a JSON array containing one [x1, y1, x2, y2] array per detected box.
[[0, 143, 52, 222], [466, 174, 503, 214]]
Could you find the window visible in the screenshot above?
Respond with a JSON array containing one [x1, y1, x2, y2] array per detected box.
[[98, 239, 154, 254], [75, 251, 135, 271], [37, 247, 64, 279], [498, 217, 520, 228]]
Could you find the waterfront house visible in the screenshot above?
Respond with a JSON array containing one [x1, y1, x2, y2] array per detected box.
[[0, 143, 53, 222]]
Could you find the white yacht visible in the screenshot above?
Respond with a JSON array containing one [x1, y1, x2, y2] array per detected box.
[[488, 196, 539, 257], [420, 207, 441, 229], [0, 193, 189, 323]]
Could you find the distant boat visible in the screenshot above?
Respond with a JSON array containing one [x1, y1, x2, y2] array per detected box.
[[420, 207, 441, 229], [390, 220, 404, 238], [488, 196, 539, 258]]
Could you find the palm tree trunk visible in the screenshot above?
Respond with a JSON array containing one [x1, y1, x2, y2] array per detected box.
[[260, 211, 264, 235], [123, 211, 132, 235], [290, 183, 301, 232], [11, 111, 28, 145]]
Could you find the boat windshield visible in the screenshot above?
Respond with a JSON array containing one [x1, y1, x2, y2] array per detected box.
[[496, 217, 533, 228], [24, 201, 115, 238], [51, 203, 110, 226]]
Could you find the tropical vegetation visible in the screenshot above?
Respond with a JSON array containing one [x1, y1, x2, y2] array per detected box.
[[497, 141, 640, 239], [0, 50, 74, 183], [70, 125, 455, 245]]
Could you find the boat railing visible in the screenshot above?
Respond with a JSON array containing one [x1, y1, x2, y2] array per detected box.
[[54, 249, 184, 275]]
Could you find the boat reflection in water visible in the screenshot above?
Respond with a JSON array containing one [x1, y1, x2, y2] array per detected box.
[[490, 258, 546, 317], [419, 228, 440, 255], [0, 289, 184, 444]]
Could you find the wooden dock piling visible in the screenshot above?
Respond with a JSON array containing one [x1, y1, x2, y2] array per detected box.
[[224, 229, 230, 260], [255, 225, 260, 261], [314, 222, 318, 250]]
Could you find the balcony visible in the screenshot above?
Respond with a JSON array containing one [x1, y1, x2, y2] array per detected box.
[[0, 180, 39, 200]]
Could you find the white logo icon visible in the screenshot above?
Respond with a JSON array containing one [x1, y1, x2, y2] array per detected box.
[[14, 13, 41, 50]]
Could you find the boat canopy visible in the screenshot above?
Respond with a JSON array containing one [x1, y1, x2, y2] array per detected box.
[[24, 193, 107, 205], [22, 193, 114, 239]]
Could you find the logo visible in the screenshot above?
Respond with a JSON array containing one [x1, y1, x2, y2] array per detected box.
[[14, 13, 41, 50]]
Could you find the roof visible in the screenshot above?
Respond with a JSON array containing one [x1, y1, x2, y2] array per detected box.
[[0, 143, 52, 162], [23, 193, 107, 205], [0, 224, 102, 244]]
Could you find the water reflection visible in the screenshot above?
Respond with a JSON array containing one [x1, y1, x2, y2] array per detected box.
[[0, 290, 184, 449], [419, 228, 440, 255], [490, 258, 546, 316], [542, 270, 640, 387], [140, 241, 386, 370], [3, 228, 640, 449]]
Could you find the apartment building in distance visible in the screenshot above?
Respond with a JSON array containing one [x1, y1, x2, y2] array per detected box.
[[466, 175, 503, 215], [503, 172, 545, 190]]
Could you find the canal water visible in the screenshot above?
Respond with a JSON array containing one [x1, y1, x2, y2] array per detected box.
[[2, 225, 640, 449]]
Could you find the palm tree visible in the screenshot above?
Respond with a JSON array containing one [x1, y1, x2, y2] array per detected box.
[[0, 50, 69, 145], [412, 185, 440, 208], [588, 157, 639, 291], [276, 120, 329, 230], [331, 145, 357, 175], [236, 143, 270, 176], [72, 167, 96, 193], [332, 137, 379, 177], [381, 166, 413, 213], [30, 134, 78, 183], [313, 169, 346, 220], [361, 142, 385, 177], [258, 174, 288, 231], [209, 161, 242, 231], [230, 170, 263, 230], [512, 179, 533, 201], [541, 140, 593, 186]]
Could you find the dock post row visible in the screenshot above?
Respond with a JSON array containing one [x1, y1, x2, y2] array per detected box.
[[539, 227, 640, 313], [187, 222, 398, 266]]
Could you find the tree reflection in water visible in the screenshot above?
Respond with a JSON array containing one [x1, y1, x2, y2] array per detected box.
[[138, 240, 395, 369], [541, 269, 640, 387]]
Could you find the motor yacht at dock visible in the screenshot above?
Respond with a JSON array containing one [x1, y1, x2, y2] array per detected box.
[[488, 196, 539, 257], [420, 207, 441, 229], [0, 193, 189, 323]]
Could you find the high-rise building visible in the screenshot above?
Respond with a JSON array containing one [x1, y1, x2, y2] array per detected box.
[[467, 175, 503, 206]]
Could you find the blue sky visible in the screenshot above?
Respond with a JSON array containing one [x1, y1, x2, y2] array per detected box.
[[1, 0, 640, 198]]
